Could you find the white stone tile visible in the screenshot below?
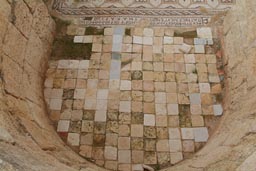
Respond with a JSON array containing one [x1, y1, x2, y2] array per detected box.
[[119, 101, 131, 113], [74, 36, 83, 43], [195, 45, 205, 54], [83, 35, 93, 43], [143, 37, 153, 45], [163, 36, 174, 44], [79, 60, 90, 69], [67, 133, 80, 146], [74, 89, 86, 99], [133, 36, 143, 44], [181, 128, 194, 140], [120, 80, 132, 90], [169, 139, 182, 152], [193, 127, 209, 142], [57, 120, 70, 132], [189, 93, 201, 104], [143, 28, 154, 37], [49, 99, 62, 110], [144, 114, 155, 126], [213, 104, 223, 116], [95, 110, 107, 122], [197, 27, 212, 39]]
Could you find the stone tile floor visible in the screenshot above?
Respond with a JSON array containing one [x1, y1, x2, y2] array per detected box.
[[44, 27, 224, 171]]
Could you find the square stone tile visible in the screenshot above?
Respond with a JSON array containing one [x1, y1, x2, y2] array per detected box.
[[132, 80, 143, 90], [80, 133, 93, 145], [174, 37, 184, 44], [154, 27, 165, 36], [181, 128, 194, 140], [193, 127, 209, 142], [79, 145, 92, 158], [206, 54, 217, 63], [81, 120, 94, 133], [120, 91, 131, 101], [105, 161, 117, 170], [131, 138, 144, 150], [154, 82, 165, 92], [155, 104, 167, 115], [168, 116, 180, 127], [131, 101, 142, 113], [119, 164, 131, 171], [194, 45, 205, 54], [113, 34, 123, 43], [168, 128, 181, 140], [144, 126, 156, 138], [156, 127, 169, 139], [131, 91, 143, 101], [201, 93, 212, 105], [144, 152, 157, 164], [112, 43, 122, 52], [71, 110, 83, 121], [132, 151, 144, 164], [122, 44, 132, 53], [104, 146, 117, 160], [199, 83, 211, 93], [144, 139, 156, 151], [189, 93, 201, 104], [156, 116, 168, 127], [156, 140, 170, 152], [96, 100, 108, 111], [182, 140, 195, 153], [123, 35, 132, 43], [118, 150, 131, 164], [105, 133, 118, 146], [164, 63, 175, 72], [119, 125, 130, 136], [169, 139, 182, 152], [143, 28, 154, 37], [191, 115, 204, 127], [213, 104, 223, 116], [175, 63, 185, 72], [143, 102, 155, 114], [144, 114, 155, 126], [167, 104, 179, 115], [57, 120, 70, 132], [97, 89, 109, 100], [153, 62, 164, 71], [185, 64, 196, 73], [164, 36, 174, 44], [170, 152, 183, 164], [143, 37, 153, 45], [118, 137, 131, 149], [67, 133, 80, 146], [133, 36, 143, 44], [84, 99, 96, 110], [49, 99, 62, 110], [131, 125, 143, 137], [109, 80, 120, 90], [155, 92, 167, 104], [94, 110, 107, 122], [131, 61, 142, 71], [184, 54, 196, 64], [114, 27, 125, 35], [197, 27, 212, 39], [143, 81, 154, 91], [92, 43, 102, 52], [74, 89, 86, 99], [167, 93, 178, 104], [119, 101, 131, 113], [51, 88, 63, 99], [92, 147, 104, 160], [190, 104, 202, 115]]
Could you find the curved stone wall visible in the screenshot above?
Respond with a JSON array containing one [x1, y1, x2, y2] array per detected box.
[[0, 0, 256, 171]]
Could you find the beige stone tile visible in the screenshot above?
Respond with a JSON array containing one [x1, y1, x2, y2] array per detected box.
[[167, 93, 178, 103], [155, 104, 167, 115], [156, 140, 170, 152], [104, 146, 117, 160], [79, 145, 92, 158], [118, 137, 131, 150], [118, 150, 131, 164], [119, 125, 130, 136], [49, 99, 62, 110], [168, 116, 180, 127], [170, 152, 183, 164], [67, 133, 80, 146], [144, 114, 155, 126], [119, 101, 131, 113], [143, 102, 155, 114], [156, 116, 168, 127], [57, 120, 70, 132], [169, 139, 182, 152], [182, 140, 195, 153], [168, 128, 181, 140], [144, 152, 157, 164], [132, 150, 144, 164], [131, 125, 143, 137], [105, 161, 117, 170]]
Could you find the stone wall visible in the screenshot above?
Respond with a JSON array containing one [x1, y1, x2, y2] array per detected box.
[[0, 0, 103, 170], [164, 0, 256, 170]]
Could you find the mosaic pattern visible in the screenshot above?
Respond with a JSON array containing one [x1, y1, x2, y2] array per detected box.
[[52, 0, 235, 26], [44, 27, 224, 170]]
